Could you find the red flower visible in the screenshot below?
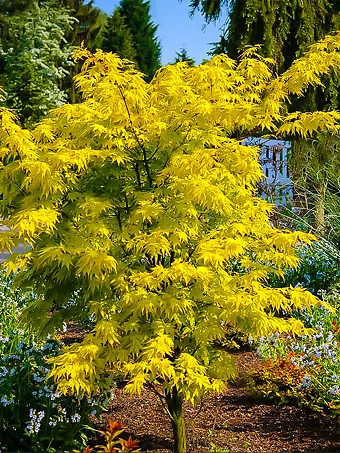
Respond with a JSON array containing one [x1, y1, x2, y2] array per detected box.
[[73, 446, 93, 453]]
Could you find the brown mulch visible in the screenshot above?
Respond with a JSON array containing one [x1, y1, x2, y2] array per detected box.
[[60, 327, 340, 452], [59, 321, 90, 345], [100, 351, 340, 453]]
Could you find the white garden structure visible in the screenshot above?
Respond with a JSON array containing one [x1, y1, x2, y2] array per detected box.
[[244, 137, 293, 206]]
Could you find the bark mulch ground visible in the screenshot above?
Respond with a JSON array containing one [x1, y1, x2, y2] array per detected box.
[[100, 351, 340, 453], [61, 327, 340, 452]]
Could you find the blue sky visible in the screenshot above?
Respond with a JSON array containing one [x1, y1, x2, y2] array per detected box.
[[93, 0, 227, 65]]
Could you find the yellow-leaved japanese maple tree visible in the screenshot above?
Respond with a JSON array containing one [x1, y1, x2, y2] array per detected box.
[[1, 35, 340, 452]]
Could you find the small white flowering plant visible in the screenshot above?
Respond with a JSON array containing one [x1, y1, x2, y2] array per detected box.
[[0, 272, 112, 452], [250, 288, 340, 416]]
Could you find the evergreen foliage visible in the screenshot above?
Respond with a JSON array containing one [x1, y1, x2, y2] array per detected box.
[[174, 48, 195, 66], [0, 0, 36, 16], [52, 0, 108, 104], [57, 0, 106, 50], [0, 1, 107, 107], [192, 0, 340, 70], [189, 0, 228, 21], [102, 8, 137, 61], [0, 1, 74, 126], [118, 0, 161, 80], [1, 36, 340, 450]]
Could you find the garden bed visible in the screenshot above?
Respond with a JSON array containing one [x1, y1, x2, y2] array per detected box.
[[100, 352, 340, 453]]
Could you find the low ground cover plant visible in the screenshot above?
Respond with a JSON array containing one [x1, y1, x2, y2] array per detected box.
[[95, 419, 140, 453], [247, 352, 307, 406], [248, 288, 340, 416], [0, 272, 110, 452]]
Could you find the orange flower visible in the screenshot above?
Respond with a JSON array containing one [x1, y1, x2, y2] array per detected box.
[[73, 446, 93, 453], [108, 420, 125, 433], [119, 436, 141, 452], [83, 447, 93, 453], [332, 321, 339, 334], [97, 420, 125, 444]]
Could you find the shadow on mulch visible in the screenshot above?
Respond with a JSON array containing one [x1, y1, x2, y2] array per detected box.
[[99, 352, 340, 453], [137, 434, 174, 452]]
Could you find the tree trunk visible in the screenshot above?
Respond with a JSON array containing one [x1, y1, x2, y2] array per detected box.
[[166, 388, 186, 452]]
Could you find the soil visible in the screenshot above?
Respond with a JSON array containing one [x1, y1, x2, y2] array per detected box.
[[99, 351, 340, 453], [61, 326, 340, 452]]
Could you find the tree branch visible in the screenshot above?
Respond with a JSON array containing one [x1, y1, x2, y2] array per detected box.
[[116, 83, 153, 188]]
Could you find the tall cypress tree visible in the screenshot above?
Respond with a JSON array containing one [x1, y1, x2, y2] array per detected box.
[[102, 8, 137, 61], [54, 0, 108, 103], [57, 0, 106, 50], [118, 0, 161, 80]]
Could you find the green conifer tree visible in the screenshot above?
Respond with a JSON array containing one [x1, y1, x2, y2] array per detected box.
[[102, 8, 137, 61], [192, 0, 340, 69], [58, 0, 105, 49], [119, 0, 161, 80], [174, 48, 195, 66], [54, 0, 108, 103]]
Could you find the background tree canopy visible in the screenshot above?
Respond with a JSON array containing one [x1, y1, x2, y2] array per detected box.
[[0, 1, 74, 126], [102, 0, 161, 80], [192, 0, 340, 70], [192, 0, 340, 235]]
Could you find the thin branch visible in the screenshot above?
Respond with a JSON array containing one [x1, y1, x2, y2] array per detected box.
[[191, 399, 205, 420], [115, 210, 122, 231], [124, 192, 130, 212], [146, 382, 173, 420], [147, 144, 161, 162], [116, 83, 153, 188], [162, 128, 192, 170], [135, 162, 141, 187]]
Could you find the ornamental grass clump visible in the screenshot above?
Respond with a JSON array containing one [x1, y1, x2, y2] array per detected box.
[[2, 34, 340, 451]]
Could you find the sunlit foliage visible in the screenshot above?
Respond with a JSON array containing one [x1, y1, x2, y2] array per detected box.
[[1, 35, 340, 450]]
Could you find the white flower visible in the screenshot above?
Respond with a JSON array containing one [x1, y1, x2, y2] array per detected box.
[[0, 367, 8, 377], [301, 375, 311, 388], [71, 413, 81, 423], [0, 395, 14, 406], [329, 385, 340, 396]]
